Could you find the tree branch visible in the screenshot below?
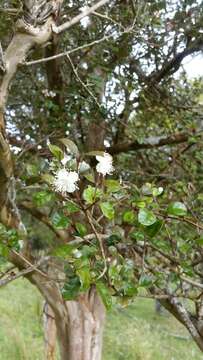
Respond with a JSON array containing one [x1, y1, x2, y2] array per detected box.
[[52, 0, 111, 34], [149, 36, 203, 83], [19, 201, 69, 241], [109, 132, 191, 155], [0, 257, 48, 288], [24, 26, 133, 66]]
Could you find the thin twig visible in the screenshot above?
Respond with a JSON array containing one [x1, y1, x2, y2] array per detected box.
[[179, 275, 203, 290], [92, 10, 125, 29], [24, 25, 135, 66], [86, 210, 107, 279], [53, 0, 111, 34], [66, 53, 101, 108], [11, 250, 49, 278], [160, 212, 203, 231], [0, 258, 47, 288], [0, 265, 16, 279], [0, 7, 19, 14]]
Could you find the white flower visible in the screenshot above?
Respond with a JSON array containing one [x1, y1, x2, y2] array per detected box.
[[96, 153, 114, 176], [49, 90, 56, 98], [54, 169, 79, 194], [42, 89, 49, 97], [42, 89, 56, 98], [61, 153, 71, 166], [104, 139, 110, 148]]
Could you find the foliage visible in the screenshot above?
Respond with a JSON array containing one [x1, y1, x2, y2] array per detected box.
[[1, 0, 203, 352]]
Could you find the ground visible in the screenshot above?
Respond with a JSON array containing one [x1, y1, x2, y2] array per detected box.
[[0, 279, 202, 360]]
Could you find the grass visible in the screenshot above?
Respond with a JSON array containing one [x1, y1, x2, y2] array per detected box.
[[103, 300, 202, 360], [0, 279, 202, 360]]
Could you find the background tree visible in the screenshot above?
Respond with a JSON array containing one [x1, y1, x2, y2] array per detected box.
[[1, 0, 203, 359]]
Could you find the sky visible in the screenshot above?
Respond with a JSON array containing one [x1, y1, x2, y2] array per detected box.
[[183, 54, 203, 79]]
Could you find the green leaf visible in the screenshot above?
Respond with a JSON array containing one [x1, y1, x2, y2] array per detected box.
[[96, 282, 112, 310], [26, 164, 38, 176], [75, 223, 87, 237], [139, 274, 153, 287], [0, 223, 7, 239], [138, 209, 157, 226], [130, 231, 145, 242], [107, 234, 121, 246], [145, 220, 163, 238], [59, 138, 79, 156], [0, 243, 9, 257], [64, 201, 80, 213], [77, 267, 91, 291], [105, 179, 121, 193], [123, 210, 135, 224], [51, 212, 70, 229], [167, 202, 187, 217], [84, 173, 95, 184], [108, 263, 121, 281], [83, 186, 101, 204], [152, 187, 164, 197], [52, 244, 76, 257], [197, 194, 203, 201], [25, 176, 41, 186], [122, 283, 138, 297], [81, 245, 97, 258], [196, 237, 203, 246], [41, 174, 55, 185], [100, 202, 115, 220], [135, 201, 146, 208], [108, 246, 118, 255], [62, 276, 81, 300], [7, 229, 19, 248], [48, 144, 63, 160], [33, 191, 53, 207]]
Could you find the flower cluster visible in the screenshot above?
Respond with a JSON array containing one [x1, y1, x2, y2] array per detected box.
[[54, 169, 79, 194], [53, 152, 114, 195], [96, 153, 114, 176], [42, 89, 56, 98]]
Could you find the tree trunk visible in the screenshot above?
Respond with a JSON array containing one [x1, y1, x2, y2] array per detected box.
[[43, 303, 57, 360], [45, 287, 105, 360]]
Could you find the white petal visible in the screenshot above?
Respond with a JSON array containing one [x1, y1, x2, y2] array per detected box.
[[79, 161, 90, 173], [61, 154, 71, 166]]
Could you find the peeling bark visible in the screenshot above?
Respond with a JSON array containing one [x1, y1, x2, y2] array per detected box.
[[43, 303, 57, 360], [37, 282, 106, 360], [44, 287, 106, 360], [65, 288, 105, 360], [0, 2, 58, 227]]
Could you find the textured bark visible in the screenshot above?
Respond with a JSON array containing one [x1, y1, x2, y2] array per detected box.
[[37, 276, 106, 360], [55, 288, 105, 360], [0, 3, 56, 228], [43, 303, 57, 360], [161, 297, 203, 352]]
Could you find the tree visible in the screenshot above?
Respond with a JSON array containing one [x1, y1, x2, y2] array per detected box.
[[1, 0, 203, 359]]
